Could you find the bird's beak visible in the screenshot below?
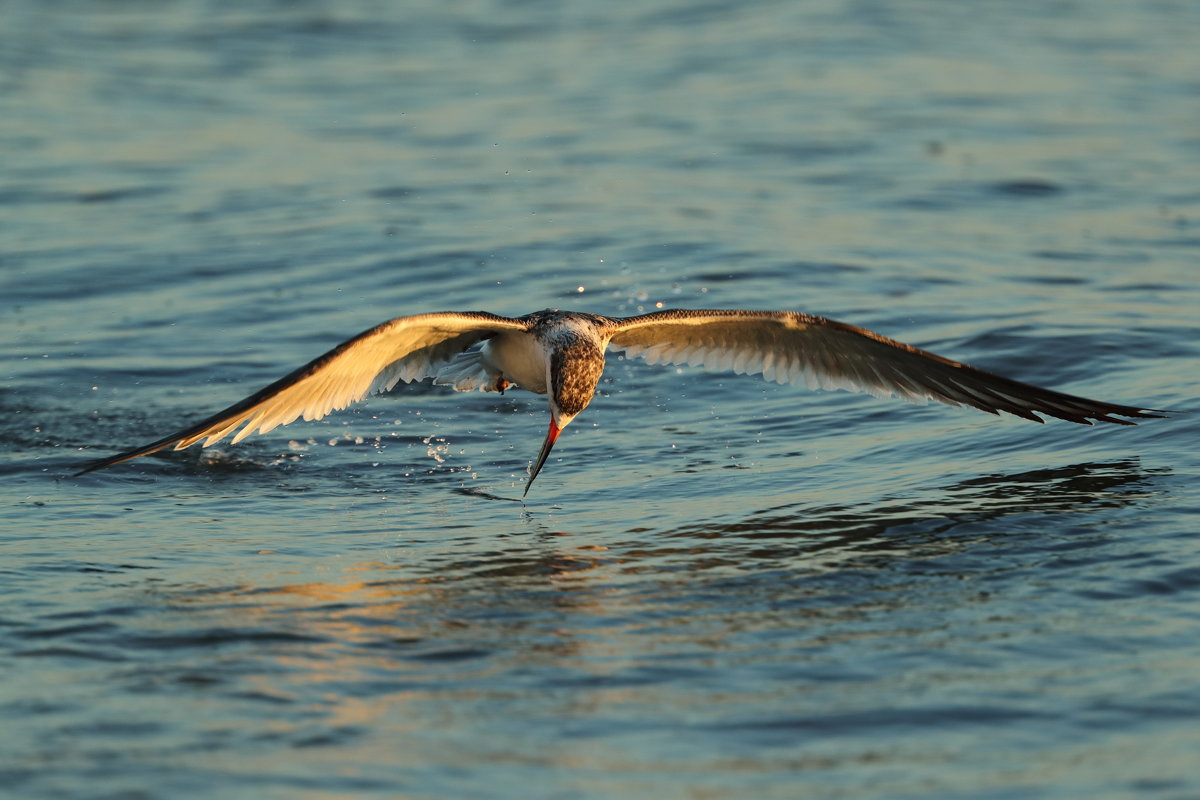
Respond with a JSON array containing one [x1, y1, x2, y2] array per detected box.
[[525, 416, 561, 496]]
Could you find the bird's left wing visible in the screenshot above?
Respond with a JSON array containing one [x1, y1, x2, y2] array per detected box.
[[608, 308, 1162, 425], [75, 312, 528, 474]]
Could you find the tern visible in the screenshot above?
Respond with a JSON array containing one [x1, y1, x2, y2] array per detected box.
[[75, 308, 1165, 493]]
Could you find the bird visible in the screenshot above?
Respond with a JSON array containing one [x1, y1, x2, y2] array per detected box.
[[74, 308, 1166, 494]]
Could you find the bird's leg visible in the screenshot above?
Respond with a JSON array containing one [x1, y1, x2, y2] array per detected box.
[[492, 376, 510, 394]]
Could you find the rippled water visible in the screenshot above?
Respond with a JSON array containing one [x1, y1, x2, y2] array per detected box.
[[3, 1, 1199, 798]]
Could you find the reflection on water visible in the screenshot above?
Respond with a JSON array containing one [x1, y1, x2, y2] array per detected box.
[[10, 455, 1177, 797], [667, 458, 1158, 551], [126, 459, 1160, 661]]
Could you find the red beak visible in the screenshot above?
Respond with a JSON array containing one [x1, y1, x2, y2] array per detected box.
[[524, 416, 561, 497]]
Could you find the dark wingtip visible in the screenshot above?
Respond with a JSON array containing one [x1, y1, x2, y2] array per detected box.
[[71, 453, 132, 477], [70, 438, 180, 477], [72, 451, 112, 477], [1098, 407, 1175, 426]]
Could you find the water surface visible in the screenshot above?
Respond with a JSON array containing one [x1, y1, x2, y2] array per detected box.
[[3, 1, 1199, 798]]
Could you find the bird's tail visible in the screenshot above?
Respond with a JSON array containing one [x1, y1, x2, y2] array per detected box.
[[432, 350, 506, 393]]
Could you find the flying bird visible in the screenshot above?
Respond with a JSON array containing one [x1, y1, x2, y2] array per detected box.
[[74, 308, 1165, 493]]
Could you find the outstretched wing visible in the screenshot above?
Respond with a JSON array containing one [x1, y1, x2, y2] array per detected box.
[[75, 311, 528, 474], [608, 309, 1162, 425]]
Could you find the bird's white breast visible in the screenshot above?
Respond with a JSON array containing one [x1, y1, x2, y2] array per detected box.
[[482, 332, 548, 394]]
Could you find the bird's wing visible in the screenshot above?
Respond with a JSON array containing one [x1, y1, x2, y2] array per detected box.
[[607, 309, 1162, 425], [76, 312, 528, 474]]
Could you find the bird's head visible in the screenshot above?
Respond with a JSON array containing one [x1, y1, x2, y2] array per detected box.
[[524, 339, 606, 496]]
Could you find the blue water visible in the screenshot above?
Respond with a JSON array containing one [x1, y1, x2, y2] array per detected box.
[[3, 1, 1199, 798]]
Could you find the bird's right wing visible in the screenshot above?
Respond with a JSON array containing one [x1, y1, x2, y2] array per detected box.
[[608, 309, 1162, 425], [75, 312, 528, 474]]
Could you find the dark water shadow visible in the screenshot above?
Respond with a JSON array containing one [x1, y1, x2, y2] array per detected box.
[[327, 460, 1171, 619], [548, 458, 1168, 588], [652, 458, 1162, 558]]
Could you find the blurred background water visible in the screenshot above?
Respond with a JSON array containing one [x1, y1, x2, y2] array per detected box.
[[2, 1, 1199, 798]]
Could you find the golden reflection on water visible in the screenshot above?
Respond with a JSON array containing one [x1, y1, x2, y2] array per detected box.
[[162, 457, 1161, 736]]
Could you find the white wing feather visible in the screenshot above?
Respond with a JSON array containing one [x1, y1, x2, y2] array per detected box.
[[76, 312, 527, 473], [608, 309, 1159, 425]]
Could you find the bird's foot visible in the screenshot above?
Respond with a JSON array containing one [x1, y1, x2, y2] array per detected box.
[[493, 376, 510, 395]]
